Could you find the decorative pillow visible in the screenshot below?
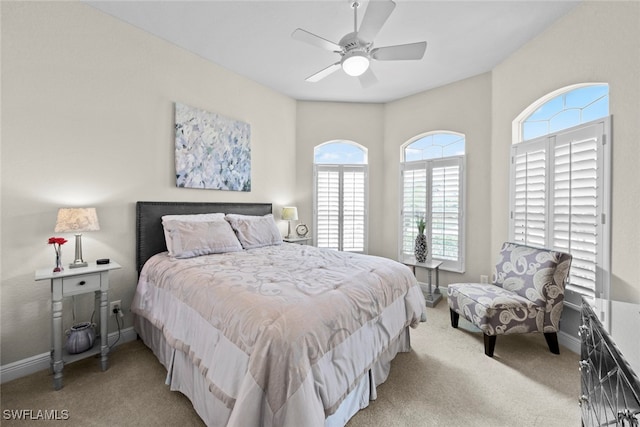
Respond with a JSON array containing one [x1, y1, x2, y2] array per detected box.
[[162, 219, 242, 259], [225, 214, 283, 249], [161, 213, 225, 255]]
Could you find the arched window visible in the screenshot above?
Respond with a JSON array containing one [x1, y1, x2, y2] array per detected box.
[[515, 83, 609, 142], [510, 83, 610, 300], [315, 141, 367, 164], [313, 141, 368, 253], [400, 131, 465, 272], [403, 132, 465, 161]]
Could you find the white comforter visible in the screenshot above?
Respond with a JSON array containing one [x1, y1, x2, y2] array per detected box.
[[132, 243, 425, 426]]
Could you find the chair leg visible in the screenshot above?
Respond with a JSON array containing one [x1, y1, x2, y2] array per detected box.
[[544, 332, 560, 354], [450, 309, 459, 328], [484, 334, 496, 357]]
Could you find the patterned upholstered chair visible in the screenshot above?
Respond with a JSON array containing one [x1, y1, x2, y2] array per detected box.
[[447, 242, 572, 357]]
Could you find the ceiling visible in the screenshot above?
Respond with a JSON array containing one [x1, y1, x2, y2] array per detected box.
[[86, 0, 580, 103]]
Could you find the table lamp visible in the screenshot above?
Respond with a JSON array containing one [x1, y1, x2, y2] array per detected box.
[[281, 207, 298, 239], [54, 207, 100, 268]]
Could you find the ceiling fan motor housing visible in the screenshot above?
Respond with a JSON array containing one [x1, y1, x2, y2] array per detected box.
[[339, 32, 369, 54]]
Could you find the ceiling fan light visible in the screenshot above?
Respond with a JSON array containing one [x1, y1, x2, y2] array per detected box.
[[342, 52, 370, 77]]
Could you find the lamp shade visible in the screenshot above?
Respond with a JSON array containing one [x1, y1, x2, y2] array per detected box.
[[54, 208, 100, 233], [281, 207, 298, 221]]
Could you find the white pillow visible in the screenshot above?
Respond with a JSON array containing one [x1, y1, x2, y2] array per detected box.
[[161, 213, 225, 222], [225, 214, 283, 249], [161, 213, 225, 255], [162, 220, 243, 259]]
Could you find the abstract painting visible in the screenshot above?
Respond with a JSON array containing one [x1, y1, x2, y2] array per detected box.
[[175, 102, 251, 191]]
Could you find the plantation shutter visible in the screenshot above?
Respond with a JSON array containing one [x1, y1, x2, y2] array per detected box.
[[401, 163, 428, 256], [552, 123, 604, 298], [315, 166, 340, 250], [401, 157, 464, 271], [431, 158, 463, 261], [509, 118, 609, 300], [510, 138, 547, 247], [314, 165, 368, 253], [342, 167, 366, 252]]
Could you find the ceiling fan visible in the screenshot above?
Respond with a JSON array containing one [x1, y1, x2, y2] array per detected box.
[[291, 0, 427, 88]]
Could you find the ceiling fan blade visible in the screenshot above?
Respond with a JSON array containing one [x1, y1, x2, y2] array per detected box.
[[292, 28, 342, 52], [359, 68, 378, 88], [305, 62, 342, 83], [370, 41, 427, 61], [358, 0, 396, 44]]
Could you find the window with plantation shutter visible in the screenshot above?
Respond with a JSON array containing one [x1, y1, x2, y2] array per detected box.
[[431, 160, 462, 261], [400, 132, 465, 272], [552, 124, 604, 298], [314, 141, 368, 253], [401, 164, 428, 256], [512, 84, 610, 302], [341, 167, 366, 252], [511, 139, 547, 247], [510, 116, 610, 300], [315, 166, 341, 250]]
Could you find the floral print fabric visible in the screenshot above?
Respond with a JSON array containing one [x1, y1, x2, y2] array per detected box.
[[447, 242, 572, 336]]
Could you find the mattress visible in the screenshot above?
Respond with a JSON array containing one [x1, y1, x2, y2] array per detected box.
[[132, 243, 426, 426]]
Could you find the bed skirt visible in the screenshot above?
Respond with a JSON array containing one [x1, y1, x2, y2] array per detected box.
[[134, 315, 411, 427]]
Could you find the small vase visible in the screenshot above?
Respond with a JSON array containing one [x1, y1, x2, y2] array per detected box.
[[65, 322, 96, 354], [414, 233, 428, 263], [54, 250, 63, 273]]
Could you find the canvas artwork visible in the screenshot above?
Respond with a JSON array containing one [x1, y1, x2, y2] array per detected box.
[[175, 102, 251, 191]]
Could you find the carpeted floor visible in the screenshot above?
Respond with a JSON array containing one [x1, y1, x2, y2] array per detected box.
[[0, 299, 581, 426]]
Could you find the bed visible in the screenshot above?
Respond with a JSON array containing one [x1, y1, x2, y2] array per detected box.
[[132, 201, 426, 427]]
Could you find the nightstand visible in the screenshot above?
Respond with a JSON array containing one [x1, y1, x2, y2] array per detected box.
[[283, 236, 312, 245], [35, 261, 121, 390]]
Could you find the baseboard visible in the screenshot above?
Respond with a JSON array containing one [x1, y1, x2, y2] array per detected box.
[[0, 327, 137, 384], [558, 329, 581, 354]]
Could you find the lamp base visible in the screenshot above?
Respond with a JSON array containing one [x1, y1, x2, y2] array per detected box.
[[69, 261, 88, 269], [70, 234, 87, 269]]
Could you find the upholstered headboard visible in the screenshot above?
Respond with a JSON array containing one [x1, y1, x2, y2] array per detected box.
[[135, 201, 272, 274]]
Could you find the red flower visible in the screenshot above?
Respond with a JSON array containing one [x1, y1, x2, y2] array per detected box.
[[48, 237, 68, 245]]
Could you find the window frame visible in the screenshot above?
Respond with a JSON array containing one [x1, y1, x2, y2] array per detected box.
[[399, 132, 466, 273], [313, 141, 369, 253]]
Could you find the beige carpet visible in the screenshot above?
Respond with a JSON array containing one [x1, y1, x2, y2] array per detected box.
[[0, 300, 581, 426]]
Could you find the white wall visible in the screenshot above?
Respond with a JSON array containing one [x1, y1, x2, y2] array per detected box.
[[383, 73, 493, 285], [1, 2, 297, 365], [491, 1, 640, 303]]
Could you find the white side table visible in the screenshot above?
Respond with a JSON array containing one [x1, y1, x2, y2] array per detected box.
[[403, 259, 443, 308], [35, 261, 121, 390], [283, 236, 312, 245]]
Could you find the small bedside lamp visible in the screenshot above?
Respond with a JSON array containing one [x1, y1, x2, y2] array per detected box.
[[55, 207, 100, 268], [281, 207, 298, 239]]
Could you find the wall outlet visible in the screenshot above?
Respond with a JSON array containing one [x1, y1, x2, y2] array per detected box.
[[480, 275, 489, 284], [109, 300, 122, 316]]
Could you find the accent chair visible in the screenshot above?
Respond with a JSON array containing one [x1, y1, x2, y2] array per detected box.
[[447, 242, 572, 357]]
